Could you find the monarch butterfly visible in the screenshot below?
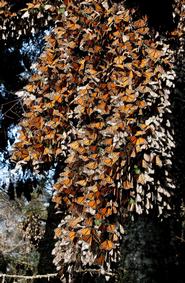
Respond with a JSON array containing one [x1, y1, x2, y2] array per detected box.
[[90, 153, 98, 159], [83, 139, 93, 145], [71, 62, 80, 70], [76, 180, 87, 186], [14, 148, 29, 160], [114, 15, 124, 24], [140, 58, 149, 68], [84, 217, 93, 226], [114, 56, 124, 65], [134, 19, 146, 28], [101, 93, 109, 100], [87, 68, 97, 75], [82, 234, 92, 244], [45, 132, 55, 140], [76, 97, 84, 106], [94, 2, 102, 12], [79, 155, 89, 162], [144, 70, 153, 81], [94, 45, 102, 53], [130, 136, 146, 146], [137, 100, 146, 108], [67, 22, 81, 30], [104, 138, 113, 145], [69, 231, 76, 241], [56, 148, 63, 156], [95, 255, 105, 265], [105, 145, 113, 154], [89, 122, 105, 129], [130, 136, 137, 144], [96, 207, 112, 219], [119, 104, 137, 114], [89, 185, 98, 192], [142, 159, 148, 169], [96, 101, 107, 112], [100, 240, 115, 251], [122, 94, 136, 103], [137, 27, 149, 35], [69, 141, 80, 151], [68, 41, 77, 49], [53, 195, 62, 204], [137, 173, 146, 185], [30, 116, 43, 129], [107, 224, 116, 233], [86, 161, 98, 170], [69, 217, 82, 228], [53, 93, 62, 103], [79, 228, 91, 236], [103, 158, 114, 167], [112, 233, 119, 242], [0, 1, 7, 9], [104, 175, 113, 184], [88, 132, 97, 142], [147, 48, 162, 61], [86, 192, 95, 200], [136, 137, 147, 146], [120, 77, 130, 88], [63, 178, 72, 187], [123, 180, 133, 190], [55, 227, 62, 238], [77, 146, 86, 155], [65, 154, 76, 164], [53, 182, 62, 191], [25, 84, 36, 92], [113, 31, 121, 38], [75, 196, 85, 205], [155, 155, 162, 167]]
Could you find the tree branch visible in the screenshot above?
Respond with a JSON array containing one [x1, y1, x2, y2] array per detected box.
[[0, 273, 58, 279], [75, 268, 115, 276], [176, 236, 185, 243]]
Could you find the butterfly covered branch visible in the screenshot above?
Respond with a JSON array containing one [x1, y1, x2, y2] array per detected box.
[[8, 0, 184, 281]]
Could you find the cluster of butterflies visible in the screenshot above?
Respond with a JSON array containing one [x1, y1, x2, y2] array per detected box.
[[0, 0, 62, 41], [10, 0, 181, 281]]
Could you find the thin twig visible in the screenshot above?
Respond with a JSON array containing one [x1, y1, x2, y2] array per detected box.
[[0, 98, 21, 107], [2, 99, 23, 118], [75, 268, 115, 276], [0, 273, 57, 279], [176, 236, 185, 243]]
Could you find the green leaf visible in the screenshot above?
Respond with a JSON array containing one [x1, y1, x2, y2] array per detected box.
[[134, 165, 140, 175], [58, 7, 65, 14]]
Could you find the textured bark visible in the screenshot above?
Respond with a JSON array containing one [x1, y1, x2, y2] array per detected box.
[[0, 252, 6, 273], [118, 215, 182, 283], [34, 201, 61, 283]]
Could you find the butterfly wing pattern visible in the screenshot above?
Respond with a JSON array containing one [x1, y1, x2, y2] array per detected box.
[[9, 0, 184, 281]]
